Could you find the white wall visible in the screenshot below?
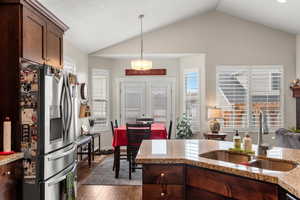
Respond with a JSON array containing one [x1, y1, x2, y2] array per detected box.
[[63, 39, 89, 138], [297, 35, 300, 78], [92, 11, 297, 131]]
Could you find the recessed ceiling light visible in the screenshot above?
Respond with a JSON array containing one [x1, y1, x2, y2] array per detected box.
[[277, 0, 287, 3]]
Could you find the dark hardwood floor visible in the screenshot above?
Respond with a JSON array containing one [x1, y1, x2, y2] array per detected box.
[[77, 155, 142, 200]]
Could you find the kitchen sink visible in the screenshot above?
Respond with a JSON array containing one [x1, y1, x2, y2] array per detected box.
[[199, 150, 251, 164], [249, 157, 298, 172], [199, 150, 298, 172]]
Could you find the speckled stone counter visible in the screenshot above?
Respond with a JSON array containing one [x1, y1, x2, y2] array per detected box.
[[136, 139, 300, 198], [0, 153, 24, 166]]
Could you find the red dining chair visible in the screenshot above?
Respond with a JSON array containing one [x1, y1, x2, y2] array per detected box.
[[111, 120, 128, 171], [126, 123, 151, 179]]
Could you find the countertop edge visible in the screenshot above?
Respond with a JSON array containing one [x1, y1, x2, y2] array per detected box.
[[0, 153, 24, 166]]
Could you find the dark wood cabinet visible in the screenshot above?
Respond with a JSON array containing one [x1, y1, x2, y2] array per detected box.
[[46, 21, 63, 69], [0, 160, 23, 200], [142, 165, 185, 200], [23, 5, 46, 64], [186, 166, 278, 200], [22, 1, 66, 68], [142, 164, 287, 200]]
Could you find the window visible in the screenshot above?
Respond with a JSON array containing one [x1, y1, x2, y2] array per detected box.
[[183, 69, 200, 131], [216, 66, 283, 132], [91, 69, 109, 130]]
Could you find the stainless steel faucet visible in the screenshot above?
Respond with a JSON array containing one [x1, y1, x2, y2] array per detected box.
[[257, 110, 269, 156]]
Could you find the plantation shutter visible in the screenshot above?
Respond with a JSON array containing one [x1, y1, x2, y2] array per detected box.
[[249, 67, 283, 129], [216, 67, 249, 130], [92, 69, 109, 129], [184, 69, 200, 131], [216, 66, 283, 131]]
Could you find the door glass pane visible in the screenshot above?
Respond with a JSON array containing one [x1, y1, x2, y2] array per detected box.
[[123, 85, 146, 123], [151, 86, 168, 123]]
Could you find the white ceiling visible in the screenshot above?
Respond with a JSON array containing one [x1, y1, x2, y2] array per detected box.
[[39, 0, 300, 54], [39, 0, 219, 53], [218, 0, 300, 35]]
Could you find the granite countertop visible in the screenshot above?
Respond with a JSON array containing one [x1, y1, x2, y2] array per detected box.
[[0, 152, 24, 166], [136, 139, 300, 198]]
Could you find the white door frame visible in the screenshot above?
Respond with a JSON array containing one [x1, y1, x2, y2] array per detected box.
[[115, 77, 176, 126]]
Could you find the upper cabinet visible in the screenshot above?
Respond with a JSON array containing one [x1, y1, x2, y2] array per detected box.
[[21, 0, 68, 68], [23, 6, 46, 64], [46, 21, 63, 68]]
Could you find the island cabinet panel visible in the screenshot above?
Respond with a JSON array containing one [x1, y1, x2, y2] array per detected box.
[[23, 6, 47, 64], [46, 21, 63, 69], [143, 185, 184, 200], [143, 164, 184, 184], [142, 165, 185, 200], [0, 160, 23, 200], [186, 166, 278, 200]]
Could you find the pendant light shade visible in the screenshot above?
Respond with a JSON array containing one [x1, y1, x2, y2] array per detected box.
[[131, 59, 152, 70], [131, 14, 152, 70]]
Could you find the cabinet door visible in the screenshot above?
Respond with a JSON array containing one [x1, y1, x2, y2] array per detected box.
[[23, 6, 46, 64], [0, 160, 22, 200], [46, 21, 63, 69]]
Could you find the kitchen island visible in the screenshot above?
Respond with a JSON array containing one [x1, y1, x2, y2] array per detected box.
[[136, 140, 300, 200]]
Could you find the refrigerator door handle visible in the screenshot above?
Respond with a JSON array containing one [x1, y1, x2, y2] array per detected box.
[[47, 144, 77, 161], [60, 82, 67, 134], [47, 162, 77, 186], [65, 76, 73, 137]]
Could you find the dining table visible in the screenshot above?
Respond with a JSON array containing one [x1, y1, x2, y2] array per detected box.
[[112, 123, 168, 178]]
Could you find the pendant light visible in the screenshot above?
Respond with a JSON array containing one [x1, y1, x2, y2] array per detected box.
[[131, 14, 152, 70]]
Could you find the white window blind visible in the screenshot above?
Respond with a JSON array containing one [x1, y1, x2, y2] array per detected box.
[[183, 69, 200, 131], [216, 66, 283, 131], [91, 69, 109, 129]]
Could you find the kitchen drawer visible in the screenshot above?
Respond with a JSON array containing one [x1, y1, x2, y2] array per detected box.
[[142, 184, 184, 200], [186, 166, 278, 200], [143, 164, 184, 185]]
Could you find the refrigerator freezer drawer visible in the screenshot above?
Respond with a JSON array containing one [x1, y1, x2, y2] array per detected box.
[[43, 143, 76, 180]]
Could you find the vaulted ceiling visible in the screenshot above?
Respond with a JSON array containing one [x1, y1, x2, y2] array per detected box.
[[39, 0, 300, 53]]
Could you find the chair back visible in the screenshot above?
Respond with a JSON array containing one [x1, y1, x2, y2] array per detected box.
[[114, 120, 119, 128], [110, 121, 115, 137], [168, 120, 173, 139], [136, 118, 154, 124], [126, 123, 151, 147]]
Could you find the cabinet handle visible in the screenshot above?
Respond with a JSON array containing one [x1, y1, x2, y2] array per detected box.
[[3, 171, 11, 176], [161, 192, 166, 197]]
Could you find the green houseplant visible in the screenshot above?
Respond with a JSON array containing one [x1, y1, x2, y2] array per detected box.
[[176, 113, 193, 139]]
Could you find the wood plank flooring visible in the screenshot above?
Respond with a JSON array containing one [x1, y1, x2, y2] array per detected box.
[[77, 155, 142, 200]]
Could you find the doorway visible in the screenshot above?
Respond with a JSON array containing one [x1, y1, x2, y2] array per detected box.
[[118, 78, 175, 125]]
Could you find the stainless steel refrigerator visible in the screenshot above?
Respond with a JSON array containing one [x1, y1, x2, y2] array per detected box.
[[20, 62, 78, 200]]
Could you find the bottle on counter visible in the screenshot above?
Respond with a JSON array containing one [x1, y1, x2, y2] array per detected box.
[[233, 130, 241, 149], [243, 133, 252, 152], [3, 117, 11, 152]]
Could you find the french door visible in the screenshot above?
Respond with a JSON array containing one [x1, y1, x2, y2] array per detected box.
[[119, 78, 174, 125]]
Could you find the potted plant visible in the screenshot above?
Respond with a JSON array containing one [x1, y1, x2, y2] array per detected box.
[[176, 113, 193, 139]]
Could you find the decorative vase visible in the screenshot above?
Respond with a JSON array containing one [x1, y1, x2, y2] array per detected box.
[[209, 119, 220, 133]]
